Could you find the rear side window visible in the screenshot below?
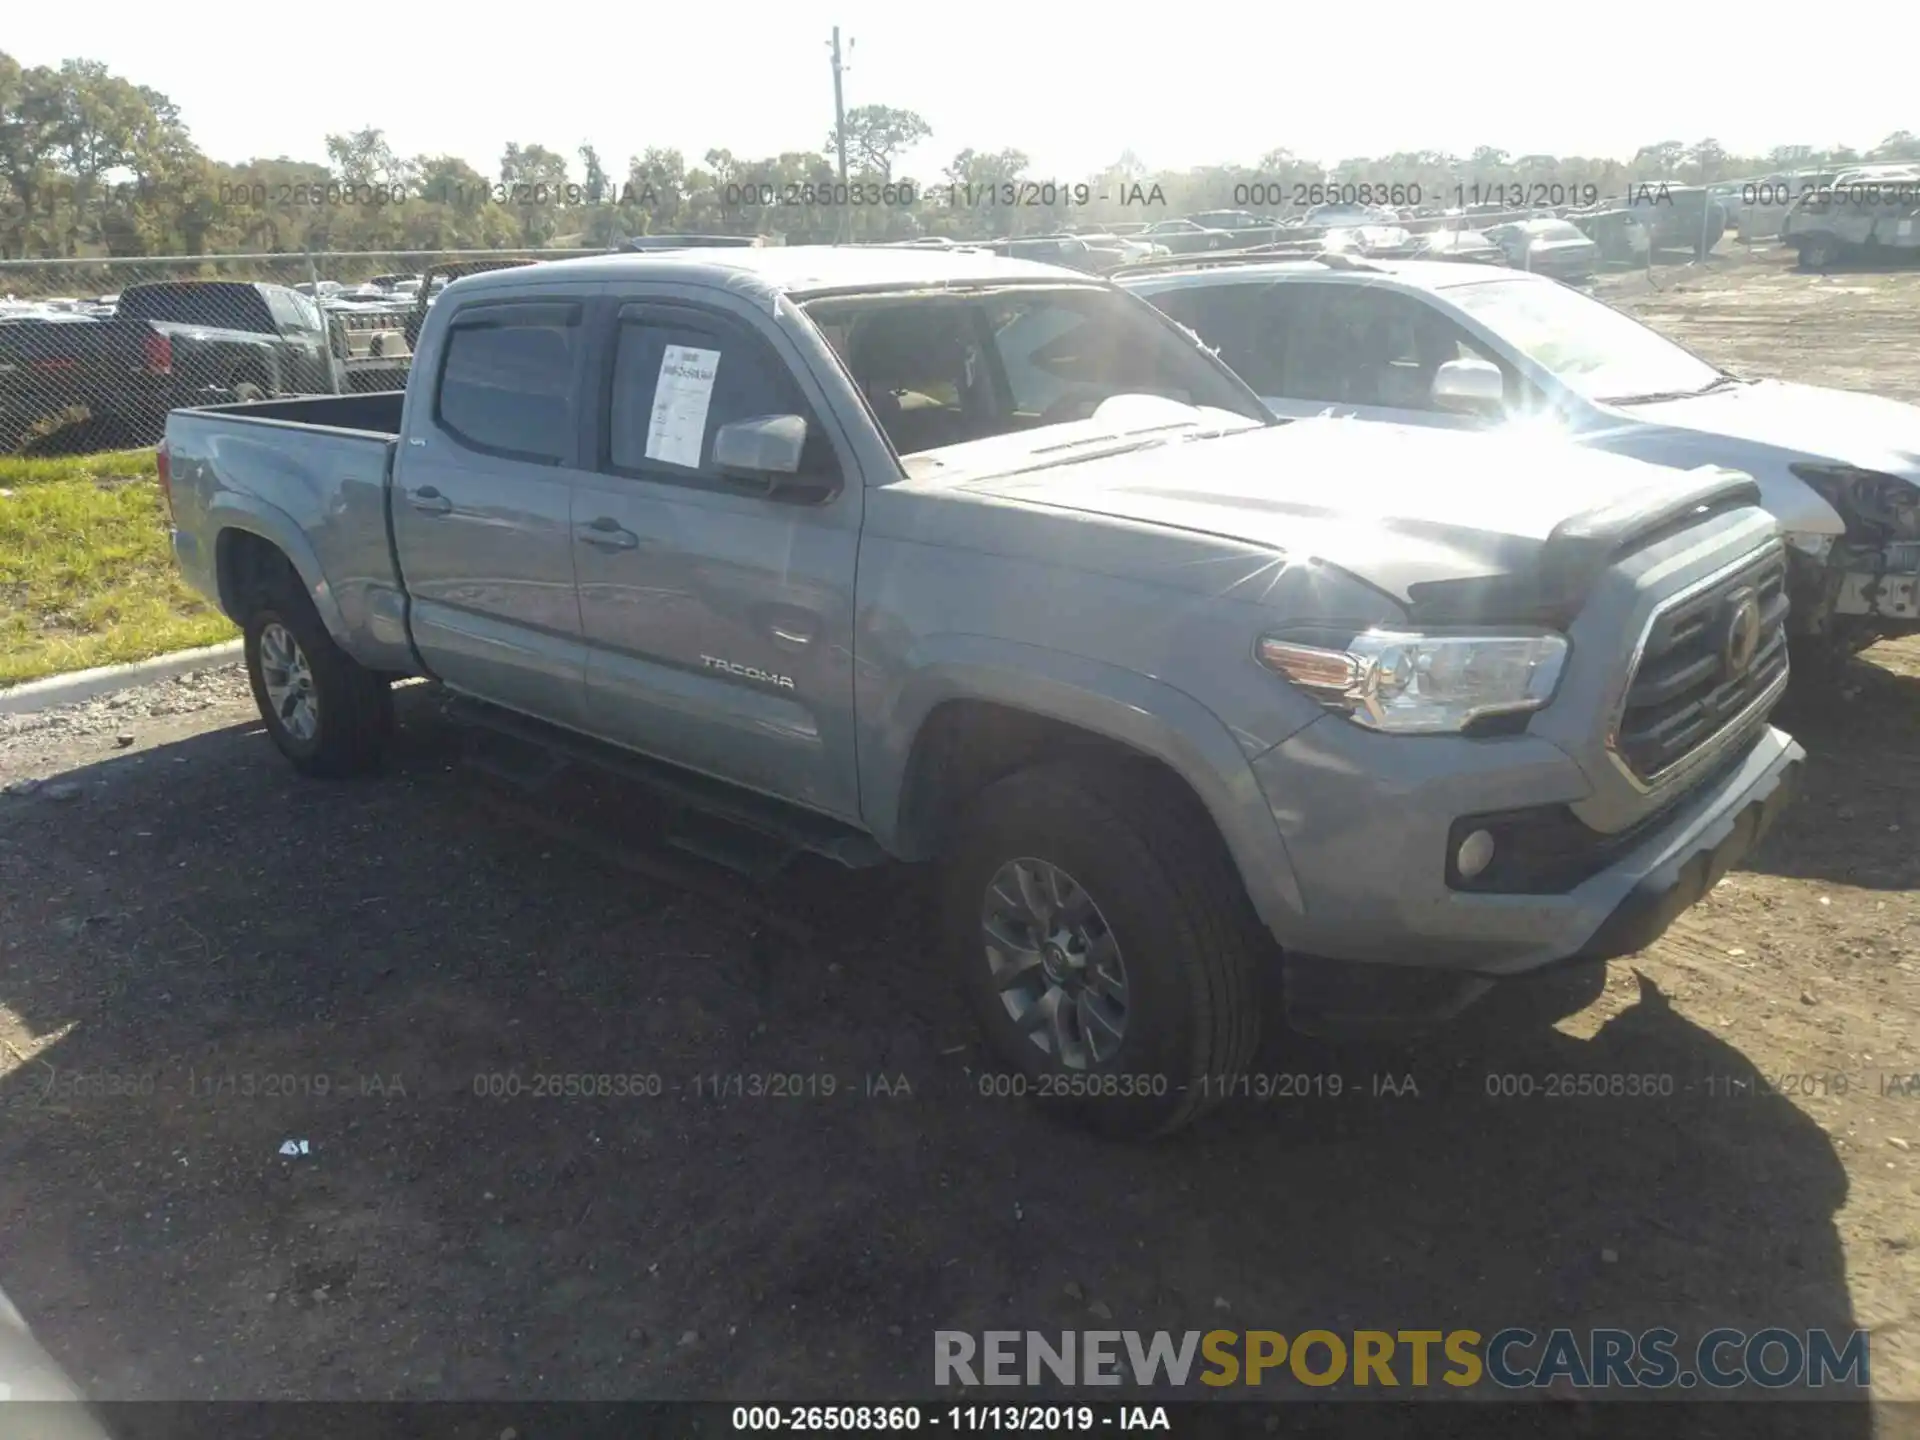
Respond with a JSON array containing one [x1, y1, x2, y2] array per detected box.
[[436, 302, 582, 463]]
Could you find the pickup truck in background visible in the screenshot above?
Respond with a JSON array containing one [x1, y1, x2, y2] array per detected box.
[[0, 279, 342, 451], [161, 246, 1804, 1137]]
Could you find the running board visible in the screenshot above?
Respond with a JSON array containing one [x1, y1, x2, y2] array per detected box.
[[442, 696, 888, 871]]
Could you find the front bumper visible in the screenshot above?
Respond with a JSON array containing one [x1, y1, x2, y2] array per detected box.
[[1249, 718, 1805, 976]]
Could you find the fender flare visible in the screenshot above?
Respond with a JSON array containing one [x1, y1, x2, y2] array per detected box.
[[208, 492, 351, 646], [866, 634, 1307, 932]]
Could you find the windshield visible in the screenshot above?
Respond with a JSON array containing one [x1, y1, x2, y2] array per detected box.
[[804, 286, 1269, 461], [1445, 278, 1723, 403]]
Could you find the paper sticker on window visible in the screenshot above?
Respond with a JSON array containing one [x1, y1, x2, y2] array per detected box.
[[647, 345, 722, 468]]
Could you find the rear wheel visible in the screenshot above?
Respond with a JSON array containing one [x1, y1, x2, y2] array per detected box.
[[231, 378, 270, 404], [942, 758, 1265, 1139], [242, 576, 390, 778]]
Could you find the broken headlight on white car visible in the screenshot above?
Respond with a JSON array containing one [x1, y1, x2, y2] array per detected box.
[[1789, 462, 1920, 541], [1257, 629, 1569, 734]]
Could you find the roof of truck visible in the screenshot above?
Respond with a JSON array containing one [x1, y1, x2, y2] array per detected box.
[[448, 244, 1087, 303], [1117, 257, 1545, 295]]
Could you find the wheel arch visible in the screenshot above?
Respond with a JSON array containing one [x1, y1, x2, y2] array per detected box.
[[212, 502, 351, 647], [869, 638, 1307, 938]]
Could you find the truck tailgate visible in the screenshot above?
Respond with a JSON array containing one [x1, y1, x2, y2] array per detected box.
[[164, 404, 416, 674]]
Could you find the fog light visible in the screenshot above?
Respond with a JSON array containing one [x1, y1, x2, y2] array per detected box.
[[1456, 829, 1497, 880]]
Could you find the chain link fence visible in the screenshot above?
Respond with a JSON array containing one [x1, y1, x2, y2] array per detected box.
[[0, 248, 603, 455]]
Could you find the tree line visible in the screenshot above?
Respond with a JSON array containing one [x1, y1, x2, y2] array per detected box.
[[6, 50, 1920, 262]]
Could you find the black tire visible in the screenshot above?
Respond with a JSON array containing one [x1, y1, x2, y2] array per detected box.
[[241, 576, 391, 778], [941, 757, 1266, 1139], [1797, 238, 1837, 272]]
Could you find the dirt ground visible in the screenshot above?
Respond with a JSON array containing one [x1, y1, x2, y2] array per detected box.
[[1, 243, 1918, 1423]]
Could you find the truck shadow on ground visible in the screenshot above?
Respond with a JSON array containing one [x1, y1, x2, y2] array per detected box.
[[0, 692, 1868, 1427]]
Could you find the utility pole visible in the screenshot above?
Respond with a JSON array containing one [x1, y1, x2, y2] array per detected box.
[[828, 27, 851, 241]]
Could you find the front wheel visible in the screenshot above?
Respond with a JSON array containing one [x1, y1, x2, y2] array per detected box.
[[1797, 238, 1838, 272], [942, 758, 1266, 1139], [243, 584, 391, 778]]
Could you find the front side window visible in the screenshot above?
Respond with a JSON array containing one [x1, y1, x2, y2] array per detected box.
[[435, 303, 581, 462], [607, 313, 835, 483], [805, 286, 1267, 458]]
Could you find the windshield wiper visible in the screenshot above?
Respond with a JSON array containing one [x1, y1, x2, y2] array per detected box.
[[1603, 374, 1748, 406]]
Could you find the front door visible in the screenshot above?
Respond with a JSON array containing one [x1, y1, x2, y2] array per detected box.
[[570, 296, 862, 818], [392, 293, 594, 728]]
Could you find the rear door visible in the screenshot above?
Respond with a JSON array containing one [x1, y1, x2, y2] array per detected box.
[[569, 293, 863, 818], [393, 290, 596, 728]]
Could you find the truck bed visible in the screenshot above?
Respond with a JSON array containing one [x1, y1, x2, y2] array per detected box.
[[164, 393, 417, 676], [181, 390, 405, 434]]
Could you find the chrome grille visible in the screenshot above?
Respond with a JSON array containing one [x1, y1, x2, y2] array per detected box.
[[1609, 543, 1790, 788]]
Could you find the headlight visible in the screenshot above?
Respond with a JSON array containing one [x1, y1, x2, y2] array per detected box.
[[1256, 628, 1569, 734]]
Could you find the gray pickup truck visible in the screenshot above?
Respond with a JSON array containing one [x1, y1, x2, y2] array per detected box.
[[161, 247, 1805, 1137]]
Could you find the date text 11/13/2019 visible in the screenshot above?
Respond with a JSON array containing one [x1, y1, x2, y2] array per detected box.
[[728, 1405, 1171, 1431]]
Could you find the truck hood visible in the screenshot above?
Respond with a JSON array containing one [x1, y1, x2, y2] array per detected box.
[[955, 417, 1759, 620]]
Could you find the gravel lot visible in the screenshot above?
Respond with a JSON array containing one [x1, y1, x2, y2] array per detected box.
[[1, 247, 1916, 1421]]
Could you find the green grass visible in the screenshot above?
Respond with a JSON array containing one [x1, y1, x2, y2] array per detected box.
[[0, 448, 159, 487], [0, 449, 236, 687]]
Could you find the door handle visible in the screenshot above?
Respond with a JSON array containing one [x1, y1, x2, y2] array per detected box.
[[575, 517, 640, 551], [409, 486, 452, 515]]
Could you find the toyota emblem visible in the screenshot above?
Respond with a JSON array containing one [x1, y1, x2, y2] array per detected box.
[[1721, 588, 1762, 679]]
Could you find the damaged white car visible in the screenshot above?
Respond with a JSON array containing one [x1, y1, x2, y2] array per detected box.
[[1124, 258, 1920, 665]]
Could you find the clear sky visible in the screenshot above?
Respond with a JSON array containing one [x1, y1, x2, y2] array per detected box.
[[11, 1, 1918, 179]]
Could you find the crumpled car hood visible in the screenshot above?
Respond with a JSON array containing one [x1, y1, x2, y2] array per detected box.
[[1605, 378, 1920, 483]]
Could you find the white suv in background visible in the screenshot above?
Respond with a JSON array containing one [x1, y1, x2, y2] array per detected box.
[[1119, 256, 1920, 663]]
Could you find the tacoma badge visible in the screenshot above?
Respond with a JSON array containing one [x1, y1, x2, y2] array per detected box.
[[700, 655, 796, 690]]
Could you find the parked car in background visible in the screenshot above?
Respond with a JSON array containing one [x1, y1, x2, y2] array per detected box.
[[1781, 172, 1920, 271], [1623, 184, 1727, 256], [1122, 256, 1920, 664], [1138, 218, 1239, 254], [1412, 227, 1508, 264], [1483, 218, 1598, 278], [1730, 170, 1842, 243], [1302, 202, 1399, 230], [1074, 231, 1171, 264], [1186, 209, 1277, 232], [625, 234, 768, 250], [982, 235, 1113, 272], [1569, 204, 1654, 265], [1320, 224, 1420, 258], [161, 245, 1802, 1136]]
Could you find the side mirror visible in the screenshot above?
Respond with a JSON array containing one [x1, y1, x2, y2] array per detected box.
[[712, 413, 838, 501], [1432, 358, 1506, 414]]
